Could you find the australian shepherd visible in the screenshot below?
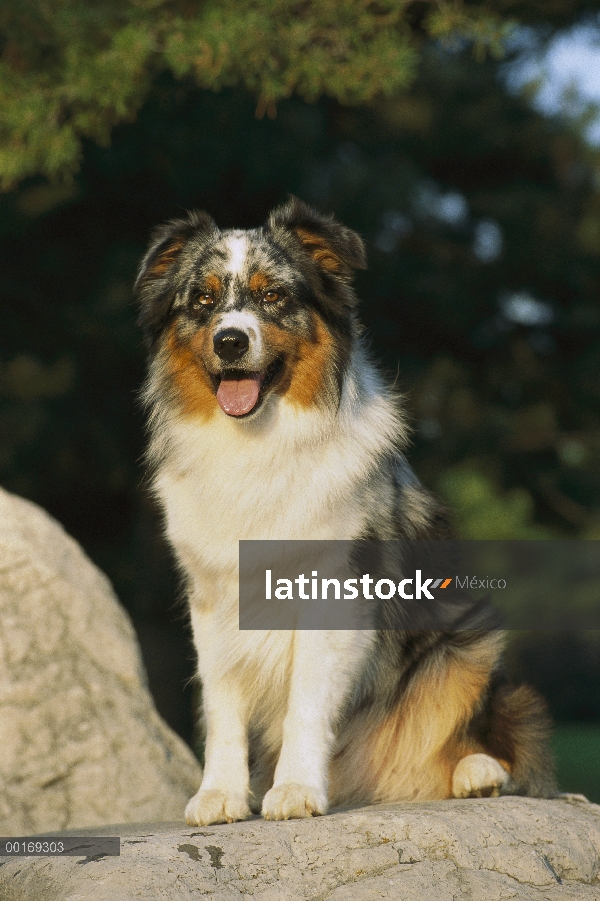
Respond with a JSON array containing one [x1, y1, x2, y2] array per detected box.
[[136, 197, 555, 825]]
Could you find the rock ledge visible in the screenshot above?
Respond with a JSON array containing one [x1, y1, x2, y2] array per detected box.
[[1, 797, 598, 900]]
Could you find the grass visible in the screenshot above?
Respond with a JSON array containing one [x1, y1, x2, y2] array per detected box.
[[551, 723, 600, 803]]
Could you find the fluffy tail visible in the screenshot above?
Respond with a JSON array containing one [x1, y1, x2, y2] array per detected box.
[[475, 681, 557, 797]]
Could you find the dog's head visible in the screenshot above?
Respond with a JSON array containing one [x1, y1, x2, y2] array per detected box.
[[136, 197, 366, 420]]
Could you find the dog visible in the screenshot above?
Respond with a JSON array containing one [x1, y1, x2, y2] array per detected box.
[[135, 196, 556, 825]]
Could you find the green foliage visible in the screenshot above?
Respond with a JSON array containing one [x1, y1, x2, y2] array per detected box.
[[163, 1, 420, 104], [552, 723, 600, 802], [426, 3, 512, 60], [437, 467, 553, 539], [0, 0, 520, 188]]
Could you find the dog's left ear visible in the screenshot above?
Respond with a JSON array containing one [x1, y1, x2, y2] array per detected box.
[[135, 211, 218, 294], [135, 210, 218, 343], [267, 196, 366, 279]]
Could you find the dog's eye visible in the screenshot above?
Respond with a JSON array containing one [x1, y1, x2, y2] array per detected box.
[[198, 293, 214, 306], [263, 290, 281, 303]]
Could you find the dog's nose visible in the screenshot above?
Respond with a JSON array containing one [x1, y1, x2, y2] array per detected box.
[[213, 329, 250, 363]]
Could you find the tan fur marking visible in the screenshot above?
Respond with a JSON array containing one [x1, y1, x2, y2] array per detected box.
[[329, 635, 503, 806], [249, 271, 271, 293], [149, 238, 186, 277], [295, 227, 343, 273], [286, 317, 335, 408], [165, 326, 216, 421], [260, 315, 335, 409], [203, 274, 222, 294]]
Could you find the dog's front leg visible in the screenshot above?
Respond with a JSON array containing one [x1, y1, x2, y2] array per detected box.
[[185, 609, 252, 826], [262, 630, 368, 820]]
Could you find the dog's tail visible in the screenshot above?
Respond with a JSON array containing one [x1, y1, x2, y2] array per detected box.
[[474, 680, 557, 797]]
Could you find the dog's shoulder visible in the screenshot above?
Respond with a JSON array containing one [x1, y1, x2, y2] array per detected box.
[[384, 453, 454, 540]]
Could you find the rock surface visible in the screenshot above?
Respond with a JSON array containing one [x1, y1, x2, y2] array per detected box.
[[0, 798, 598, 900], [0, 487, 202, 835]]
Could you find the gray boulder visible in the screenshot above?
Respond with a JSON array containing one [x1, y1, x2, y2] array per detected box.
[[0, 487, 202, 835], [0, 797, 598, 899]]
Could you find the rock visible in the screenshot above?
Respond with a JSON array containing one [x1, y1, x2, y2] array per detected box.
[[0, 487, 202, 835], [0, 798, 598, 900]]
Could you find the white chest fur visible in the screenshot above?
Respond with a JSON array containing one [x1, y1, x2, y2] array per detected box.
[[148, 363, 401, 699], [153, 375, 401, 577]]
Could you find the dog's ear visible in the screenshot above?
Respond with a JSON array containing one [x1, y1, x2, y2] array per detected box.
[[135, 211, 218, 293], [267, 196, 366, 279], [135, 211, 218, 342]]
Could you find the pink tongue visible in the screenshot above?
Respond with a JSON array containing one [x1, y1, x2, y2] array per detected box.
[[217, 374, 263, 416]]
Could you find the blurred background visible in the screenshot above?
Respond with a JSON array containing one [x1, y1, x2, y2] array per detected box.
[[0, 1, 599, 800]]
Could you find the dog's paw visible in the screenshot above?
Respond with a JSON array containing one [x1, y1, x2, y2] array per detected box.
[[185, 789, 252, 826], [261, 783, 327, 820], [452, 753, 510, 799]]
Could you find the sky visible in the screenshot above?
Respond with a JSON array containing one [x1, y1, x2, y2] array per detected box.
[[503, 15, 600, 146]]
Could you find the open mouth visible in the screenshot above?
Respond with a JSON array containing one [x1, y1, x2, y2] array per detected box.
[[213, 359, 283, 417]]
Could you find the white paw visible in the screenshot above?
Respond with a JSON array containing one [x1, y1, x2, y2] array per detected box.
[[261, 783, 327, 820], [185, 789, 251, 825], [452, 753, 510, 799]]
